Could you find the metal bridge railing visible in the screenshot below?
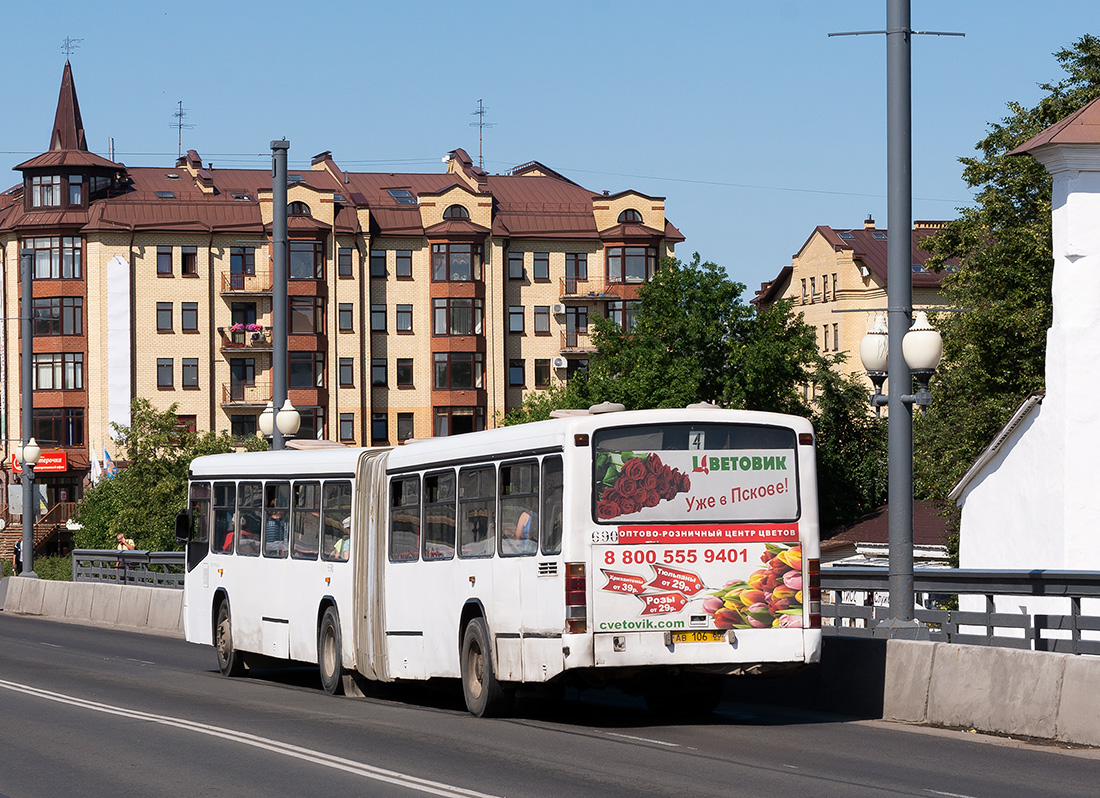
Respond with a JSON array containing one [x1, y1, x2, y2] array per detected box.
[[71, 549, 185, 589], [821, 568, 1100, 655]]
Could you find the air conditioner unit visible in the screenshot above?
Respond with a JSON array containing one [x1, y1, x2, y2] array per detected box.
[[551, 356, 569, 369], [551, 303, 566, 315]]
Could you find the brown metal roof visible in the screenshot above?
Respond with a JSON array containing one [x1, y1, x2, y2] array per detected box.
[[1009, 95, 1100, 155], [15, 149, 120, 171], [51, 60, 87, 152], [821, 500, 950, 548], [423, 218, 491, 237]]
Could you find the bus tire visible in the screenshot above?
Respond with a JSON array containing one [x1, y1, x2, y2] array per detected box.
[[214, 599, 246, 677], [460, 617, 511, 718], [318, 606, 345, 695]]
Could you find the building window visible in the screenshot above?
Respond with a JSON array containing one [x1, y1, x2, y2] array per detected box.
[[182, 246, 197, 276], [508, 251, 524, 280], [608, 300, 640, 332], [534, 306, 550, 335], [801, 279, 807, 303], [431, 243, 481, 281], [387, 188, 416, 205], [833, 323, 839, 351], [181, 302, 198, 332], [372, 412, 389, 443], [30, 175, 61, 207], [289, 240, 323, 279], [433, 352, 484, 390], [396, 250, 412, 278], [339, 357, 354, 388], [338, 248, 353, 278], [565, 253, 587, 293], [433, 298, 483, 336], [565, 306, 588, 345], [290, 296, 324, 334], [32, 297, 83, 335], [32, 408, 83, 447], [182, 358, 199, 388], [230, 246, 255, 281], [822, 324, 830, 351], [534, 359, 551, 387], [340, 413, 355, 442], [32, 353, 83, 390], [68, 175, 82, 206], [567, 358, 588, 380], [27, 236, 82, 279], [338, 303, 354, 332], [533, 252, 550, 282], [833, 273, 838, 297], [371, 305, 386, 331], [397, 412, 414, 442], [174, 415, 197, 435], [397, 358, 413, 387], [617, 209, 643, 223], [370, 250, 386, 278], [157, 246, 173, 275], [297, 406, 325, 440], [433, 406, 484, 437], [810, 276, 816, 302], [289, 352, 325, 388], [157, 358, 174, 388], [396, 304, 413, 332], [606, 246, 655, 283], [822, 273, 829, 302], [156, 302, 173, 331], [230, 415, 257, 439], [287, 201, 311, 217], [509, 359, 525, 387], [443, 204, 469, 219], [371, 358, 387, 386], [509, 306, 524, 334]]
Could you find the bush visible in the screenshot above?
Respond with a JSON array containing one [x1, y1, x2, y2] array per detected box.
[[27, 554, 73, 581]]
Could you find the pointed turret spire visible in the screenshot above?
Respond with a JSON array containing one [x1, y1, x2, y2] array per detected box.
[[50, 60, 87, 152]]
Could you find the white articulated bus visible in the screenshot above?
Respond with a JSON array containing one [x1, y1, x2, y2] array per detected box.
[[177, 405, 821, 716]]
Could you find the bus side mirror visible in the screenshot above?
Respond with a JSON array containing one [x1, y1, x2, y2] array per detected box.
[[175, 508, 193, 544]]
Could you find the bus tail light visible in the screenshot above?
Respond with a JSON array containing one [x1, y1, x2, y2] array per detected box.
[[806, 558, 821, 629], [566, 562, 587, 634]]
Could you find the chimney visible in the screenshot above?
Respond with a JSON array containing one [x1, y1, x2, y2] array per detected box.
[[864, 215, 875, 230]]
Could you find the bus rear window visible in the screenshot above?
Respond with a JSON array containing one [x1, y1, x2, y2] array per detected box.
[[592, 423, 799, 524]]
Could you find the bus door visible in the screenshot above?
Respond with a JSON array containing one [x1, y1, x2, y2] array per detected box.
[[256, 481, 291, 658], [524, 455, 565, 682]]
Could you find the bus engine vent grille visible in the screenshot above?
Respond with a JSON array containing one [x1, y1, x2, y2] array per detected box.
[[538, 561, 558, 577]]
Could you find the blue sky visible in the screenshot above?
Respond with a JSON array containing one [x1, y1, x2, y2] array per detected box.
[[1, 2, 1094, 294]]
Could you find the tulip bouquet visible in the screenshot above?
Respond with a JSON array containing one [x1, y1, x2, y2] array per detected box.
[[595, 451, 691, 520], [701, 544, 803, 629]]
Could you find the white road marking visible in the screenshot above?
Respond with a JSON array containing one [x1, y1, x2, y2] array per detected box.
[[0, 678, 499, 798], [124, 658, 155, 665], [605, 732, 680, 747], [926, 790, 978, 798], [40, 643, 61, 648]]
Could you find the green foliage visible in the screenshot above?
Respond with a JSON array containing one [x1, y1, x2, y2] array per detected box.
[[28, 554, 72, 581], [74, 399, 267, 551], [916, 34, 1100, 499], [505, 254, 887, 529]]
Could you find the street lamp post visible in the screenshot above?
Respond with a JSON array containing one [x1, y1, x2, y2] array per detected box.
[[20, 246, 39, 578], [270, 139, 292, 450]]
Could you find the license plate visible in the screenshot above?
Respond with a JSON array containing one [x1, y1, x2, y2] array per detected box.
[[669, 630, 726, 644]]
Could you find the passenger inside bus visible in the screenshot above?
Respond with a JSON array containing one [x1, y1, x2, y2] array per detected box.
[[238, 516, 259, 555], [265, 508, 288, 556], [501, 509, 538, 556]]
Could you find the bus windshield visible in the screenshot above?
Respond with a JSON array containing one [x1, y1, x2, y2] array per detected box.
[[592, 423, 798, 524]]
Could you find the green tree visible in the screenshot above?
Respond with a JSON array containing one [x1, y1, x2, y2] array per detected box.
[[74, 399, 266, 551], [916, 34, 1100, 498]]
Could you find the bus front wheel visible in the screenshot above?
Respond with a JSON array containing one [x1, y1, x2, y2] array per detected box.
[[460, 617, 512, 717], [214, 600, 245, 677], [318, 606, 345, 695]]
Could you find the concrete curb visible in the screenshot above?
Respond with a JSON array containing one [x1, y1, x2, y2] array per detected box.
[[2, 577, 183, 638]]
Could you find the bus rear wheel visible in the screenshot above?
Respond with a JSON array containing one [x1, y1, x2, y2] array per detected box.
[[318, 606, 344, 695], [215, 600, 245, 677], [460, 617, 512, 717]]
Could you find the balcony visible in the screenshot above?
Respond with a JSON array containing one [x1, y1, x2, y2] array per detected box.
[[560, 329, 596, 353], [220, 270, 273, 295], [220, 381, 271, 407], [559, 276, 640, 300], [218, 327, 272, 352]]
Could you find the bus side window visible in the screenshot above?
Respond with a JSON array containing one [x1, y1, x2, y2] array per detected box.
[[292, 481, 321, 560], [423, 470, 456, 561], [190, 482, 211, 545], [212, 482, 237, 554], [458, 466, 495, 558], [500, 460, 538, 557], [541, 456, 563, 555], [389, 476, 420, 562], [321, 480, 353, 562], [264, 482, 291, 558], [237, 482, 263, 557]]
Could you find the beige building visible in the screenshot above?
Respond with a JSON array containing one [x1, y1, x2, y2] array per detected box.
[[753, 216, 952, 393], [0, 62, 683, 521]]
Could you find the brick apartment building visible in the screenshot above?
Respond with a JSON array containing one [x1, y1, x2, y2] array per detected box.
[[0, 61, 683, 508]]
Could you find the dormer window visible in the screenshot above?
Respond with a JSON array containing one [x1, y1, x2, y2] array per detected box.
[[30, 175, 61, 208], [386, 188, 416, 205], [288, 201, 311, 217], [156, 191, 176, 199], [443, 204, 469, 219], [617, 209, 642, 223]]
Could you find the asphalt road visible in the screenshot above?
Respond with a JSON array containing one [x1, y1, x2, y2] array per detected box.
[[0, 613, 1096, 798]]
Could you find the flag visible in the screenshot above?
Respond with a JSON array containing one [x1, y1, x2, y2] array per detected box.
[[89, 445, 103, 486], [104, 449, 118, 479]]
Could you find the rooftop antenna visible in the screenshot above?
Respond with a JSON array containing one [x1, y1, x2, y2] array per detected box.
[[469, 99, 495, 170], [62, 37, 83, 57], [170, 100, 196, 159]]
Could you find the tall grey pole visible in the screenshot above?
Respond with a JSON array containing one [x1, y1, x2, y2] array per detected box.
[[20, 248, 37, 578], [886, 0, 916, 629], [271, 140, 289, 450]]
